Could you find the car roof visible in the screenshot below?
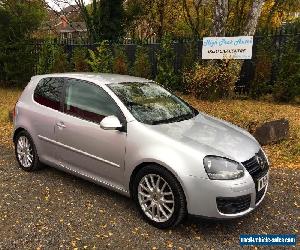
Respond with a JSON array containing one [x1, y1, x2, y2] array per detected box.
[[32, 73, 152, 86]]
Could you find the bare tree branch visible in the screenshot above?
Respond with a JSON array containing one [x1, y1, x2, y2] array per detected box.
[[182, 0, 203, 39]]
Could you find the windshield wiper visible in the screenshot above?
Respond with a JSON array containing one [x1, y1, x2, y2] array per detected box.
[[152, 113, 194, 125]]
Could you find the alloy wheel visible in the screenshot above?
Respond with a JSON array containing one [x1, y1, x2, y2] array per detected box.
[[16, 136, 33, 168], [138, 174, 175, 223]]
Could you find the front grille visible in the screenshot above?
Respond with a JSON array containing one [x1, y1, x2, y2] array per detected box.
[[242, 150, 269, 177], [242, 150, 269, 204], [255, 187, 266, 203], [217, 195, 251, 214]]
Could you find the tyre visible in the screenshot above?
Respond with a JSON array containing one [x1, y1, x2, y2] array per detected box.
[[14, 130, 41, 171], [132, 164, 187, 228]]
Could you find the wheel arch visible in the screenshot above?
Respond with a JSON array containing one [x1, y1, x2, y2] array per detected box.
[[13, 127, 27, 143], [129, 161, 188, 207]]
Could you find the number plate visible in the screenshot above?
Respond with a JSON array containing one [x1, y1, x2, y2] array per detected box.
[[257, 174, 268, 191]]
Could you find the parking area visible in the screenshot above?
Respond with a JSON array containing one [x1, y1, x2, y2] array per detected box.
[[0, 144, 299, 249]]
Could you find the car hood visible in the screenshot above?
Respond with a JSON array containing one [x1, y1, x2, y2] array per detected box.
[[148, 113, 260, 162]]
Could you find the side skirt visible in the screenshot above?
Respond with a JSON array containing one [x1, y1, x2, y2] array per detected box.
[[41, 158, 130, 197]]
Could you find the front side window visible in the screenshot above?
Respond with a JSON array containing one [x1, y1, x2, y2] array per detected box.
[[34, 77, 64, 110], [109, 82, 198, 125], [64, 78, 121, 123]]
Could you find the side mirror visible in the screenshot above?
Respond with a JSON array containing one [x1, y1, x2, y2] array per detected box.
[[100, 116, 122, 130]]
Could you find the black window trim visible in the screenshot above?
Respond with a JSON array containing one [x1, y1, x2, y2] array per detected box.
[[33, 76, 66, 112]]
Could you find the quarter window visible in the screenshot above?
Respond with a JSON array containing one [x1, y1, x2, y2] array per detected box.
[[64, 79, 121, 123], [34, 77, 64, 110]]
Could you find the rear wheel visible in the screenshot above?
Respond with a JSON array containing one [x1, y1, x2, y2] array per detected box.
[[132, 165, 187, 228], [14, 131, 41, 171]]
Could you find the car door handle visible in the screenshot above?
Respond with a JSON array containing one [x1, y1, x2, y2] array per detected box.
[[56, 122, 66, 129]]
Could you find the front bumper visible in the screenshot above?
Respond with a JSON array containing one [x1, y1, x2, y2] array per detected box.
[[183, 170, 269, 219]]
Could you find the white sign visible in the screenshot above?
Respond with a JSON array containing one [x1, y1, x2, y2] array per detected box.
[[202, 36, 253, 60]]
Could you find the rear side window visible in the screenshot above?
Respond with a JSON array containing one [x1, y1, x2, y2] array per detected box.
[[64, 78, 121, 123], [34, 77, 64, 110]]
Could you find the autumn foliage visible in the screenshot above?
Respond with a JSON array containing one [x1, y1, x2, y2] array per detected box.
[[184, 60, 241, 100]]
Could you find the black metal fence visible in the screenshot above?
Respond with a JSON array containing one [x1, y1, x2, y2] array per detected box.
[[31, 29, 300, 93]]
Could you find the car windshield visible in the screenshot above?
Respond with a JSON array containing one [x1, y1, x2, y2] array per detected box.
[[108, 82, 198, 125]]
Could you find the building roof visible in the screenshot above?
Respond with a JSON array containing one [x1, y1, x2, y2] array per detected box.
[[58, 22, 87, 33]]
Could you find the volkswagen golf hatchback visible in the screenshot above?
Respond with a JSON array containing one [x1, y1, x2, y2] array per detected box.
[[13, 73, 269, 228]]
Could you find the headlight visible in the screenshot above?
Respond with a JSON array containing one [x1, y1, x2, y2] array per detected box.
[[203, 156, 244, 180]]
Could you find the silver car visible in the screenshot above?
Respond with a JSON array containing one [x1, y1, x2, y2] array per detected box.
[[13, 73, 269, 228]]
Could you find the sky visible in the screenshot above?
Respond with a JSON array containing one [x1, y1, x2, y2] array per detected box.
[[45, 0, 91, 11]]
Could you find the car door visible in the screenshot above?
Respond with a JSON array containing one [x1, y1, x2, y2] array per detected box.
[[54, 78, 127, 187], [32, 77, 64, 165]]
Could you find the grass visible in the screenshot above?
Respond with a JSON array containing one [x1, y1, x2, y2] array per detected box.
[[0, 87, 299, 168], [0, 87, 22, 147]]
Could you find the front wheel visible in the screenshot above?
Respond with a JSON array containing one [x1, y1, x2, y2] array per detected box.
[[132, 165, 187, 228]]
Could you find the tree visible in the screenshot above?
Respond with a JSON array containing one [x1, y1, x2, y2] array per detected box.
[[0, 0, 46, 83], [243, 0, 265, 35], [142, 0, 169, 40], [156, 35, 178, 89], [86, 41, 113, 73], [226, 0, 251, 34], [225, 0, 300, 34], [212, 0, 228, 36], [259, 0, 300, 29], [182, 0, 202, 39], [71, 47, 90, 72], [126, 0, 181, 41], [113, 46, 128, 74], [273, 37, 300, 102], [132, 46, 152, 78], [92, 0, 125, 41], [123, 0, 145, 38], [139, 0, 170, 40], [182, 0, 215, 39], [48, 0, 125, 42], [212, 0, 266, 36], [0, 0, 45, 43]]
